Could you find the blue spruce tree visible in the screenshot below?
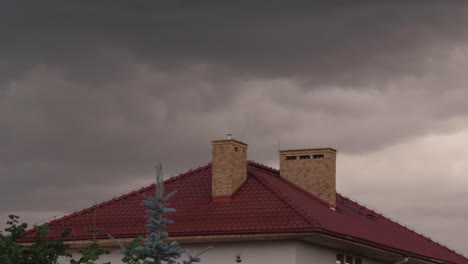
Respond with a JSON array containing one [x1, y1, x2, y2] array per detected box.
[[110, 164, 210, 264]]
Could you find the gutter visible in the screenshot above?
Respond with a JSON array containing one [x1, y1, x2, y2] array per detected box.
[[60, 232, 312, 248]]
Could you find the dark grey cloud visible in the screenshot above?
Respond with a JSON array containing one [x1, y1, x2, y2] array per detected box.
[[2, 1, 468, 256], [2, 1, 468, 87]]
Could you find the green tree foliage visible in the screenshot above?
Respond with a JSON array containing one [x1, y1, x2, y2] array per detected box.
[[70, 208, 111, 264], [0, 215, 28, 264], [0, 215, 70, 264], [0, 214, 110, 264], [110, 164, 210, 264], [70, 240, 110, 264]]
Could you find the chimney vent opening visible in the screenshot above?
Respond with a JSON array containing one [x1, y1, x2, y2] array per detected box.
[[299, 154, 311, 160], [313, 154, 324, 159], [286, 155, 297, 160]]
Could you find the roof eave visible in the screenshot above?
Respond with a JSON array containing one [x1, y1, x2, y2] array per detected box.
[[315, 230, 465, 264]]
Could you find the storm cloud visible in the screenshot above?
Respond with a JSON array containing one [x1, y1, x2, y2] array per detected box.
[[1, 1, 468, 255]]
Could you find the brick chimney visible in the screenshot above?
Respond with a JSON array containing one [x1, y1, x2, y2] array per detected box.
[[211, 138, 248, 199], [279, 148, 337, 207]]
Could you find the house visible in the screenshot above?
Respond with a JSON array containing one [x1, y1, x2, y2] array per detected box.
[[24, 138, 468, 264]]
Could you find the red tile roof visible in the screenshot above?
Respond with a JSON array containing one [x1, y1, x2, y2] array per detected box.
[[23, 162, 468, 264]]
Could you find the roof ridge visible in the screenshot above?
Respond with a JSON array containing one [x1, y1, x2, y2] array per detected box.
[[247, 160, 279, 174], [337, 194, 468, 262], [247, 162, 335, 207], [275, 173, 335, 208], [248, 166, 319, 228]]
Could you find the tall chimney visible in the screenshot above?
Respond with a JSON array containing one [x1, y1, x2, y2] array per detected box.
[[212, 138, 248, 198], [279, 148, 336, 206]]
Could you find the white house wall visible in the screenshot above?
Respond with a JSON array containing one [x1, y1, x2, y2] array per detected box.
[[295, 241, 388, 264], [296, 240, 334, 264], [58, 240, 389, 264]]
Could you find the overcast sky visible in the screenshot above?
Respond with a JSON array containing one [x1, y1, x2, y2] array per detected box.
[[1, 1, 468, 256]]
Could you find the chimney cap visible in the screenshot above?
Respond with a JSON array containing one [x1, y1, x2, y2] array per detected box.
[[279, 147, 337, 153], [212, 139, 248, 146]]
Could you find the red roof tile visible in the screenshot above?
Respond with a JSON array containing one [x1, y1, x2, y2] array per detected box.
[[23, 162, 468, 264]]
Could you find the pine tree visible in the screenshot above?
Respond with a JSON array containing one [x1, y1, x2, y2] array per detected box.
[[110, 164, 210, 264]]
